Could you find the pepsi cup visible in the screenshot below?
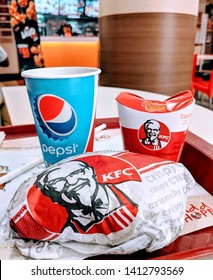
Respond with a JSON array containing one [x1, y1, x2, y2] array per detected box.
[[21, 67, 101, 166]]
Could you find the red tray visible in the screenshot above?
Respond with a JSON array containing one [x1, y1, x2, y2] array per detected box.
[[1, 118, 213, 260]]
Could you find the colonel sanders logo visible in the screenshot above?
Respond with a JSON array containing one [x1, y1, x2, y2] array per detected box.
[[139, 119, 170, 150], [26, 155, 140, 236]]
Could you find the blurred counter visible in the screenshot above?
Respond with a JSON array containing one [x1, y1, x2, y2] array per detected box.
[[40, 36, 99, 68]]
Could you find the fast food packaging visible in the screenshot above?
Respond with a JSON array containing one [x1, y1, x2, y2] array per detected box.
[[6, 151, 197, 259], [116, 90, 195, 161], [21, 67, 101, 167]]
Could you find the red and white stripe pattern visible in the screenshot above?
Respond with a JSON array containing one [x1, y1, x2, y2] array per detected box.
[[11, 204, 59, 241]]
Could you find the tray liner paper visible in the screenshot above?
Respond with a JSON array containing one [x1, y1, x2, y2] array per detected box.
[[1, 150, 208, 259]]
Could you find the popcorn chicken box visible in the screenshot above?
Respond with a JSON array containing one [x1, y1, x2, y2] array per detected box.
[[116, 90, 195, 162]]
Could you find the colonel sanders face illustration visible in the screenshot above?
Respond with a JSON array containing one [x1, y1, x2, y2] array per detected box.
[[36, 161, 96, 205], [140, 119, 170, 151], [140, 119, 165, 151], [34, 160, 138, 233], [143, 119, 160, 144]]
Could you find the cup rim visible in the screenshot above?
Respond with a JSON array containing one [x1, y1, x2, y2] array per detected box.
[[21, 66, 101, 79]]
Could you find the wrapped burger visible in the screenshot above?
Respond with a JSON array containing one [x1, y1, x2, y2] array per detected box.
[[6, 150, 197, 258]]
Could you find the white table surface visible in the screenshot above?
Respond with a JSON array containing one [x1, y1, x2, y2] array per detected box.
[[2, 85, 213, 145]]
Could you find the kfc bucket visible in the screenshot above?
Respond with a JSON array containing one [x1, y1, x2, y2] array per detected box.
[[116, 90, 195, 162]]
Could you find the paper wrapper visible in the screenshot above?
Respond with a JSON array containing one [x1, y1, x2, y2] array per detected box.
[[3, 150, 199, 259], [181, 193, 213, 236], [116, 90, 195, 162]]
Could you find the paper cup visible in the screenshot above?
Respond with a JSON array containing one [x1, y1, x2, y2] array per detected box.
[[22, 67, 101, 166], [116, 90, 195, 162]]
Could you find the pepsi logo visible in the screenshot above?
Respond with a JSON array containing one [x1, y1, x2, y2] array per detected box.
[[34, 94, 77, 140]]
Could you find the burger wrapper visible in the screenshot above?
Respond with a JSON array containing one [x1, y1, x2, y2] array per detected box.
[[7, 151, 197, 259]]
